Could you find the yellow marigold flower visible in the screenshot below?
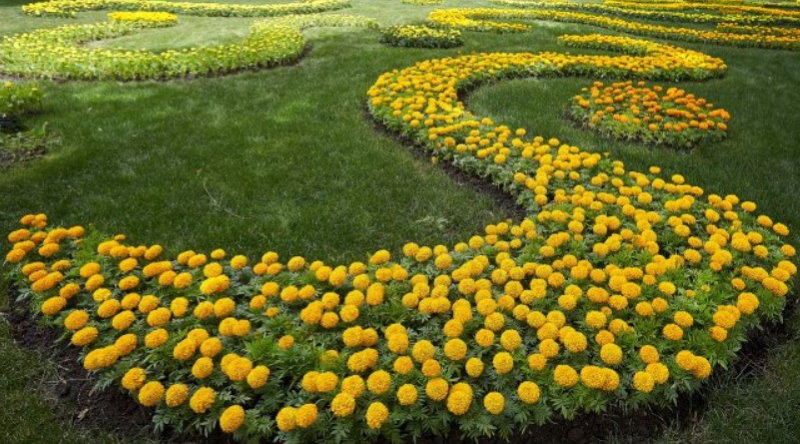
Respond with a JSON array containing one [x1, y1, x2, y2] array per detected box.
[[145, 328, 168, 348], [71, 326, 99, 346], [367, 370, 391, 395], [64, 310, 89, 330], [331, 392, 356, 417], [341, 375, 365, 398], [41, 296, 67, 316], [170, 297, 189, 317], [483, 392, 505, 415], [290, 403, 316, 429], [662, 323, 684, 341], [200, 337, 223, 357], [310, 371, 336, 392], [172, 339, 196, 361], [692, 356, 712, 379], [278, 335, 295, 349], [220, 405, 246, 433], [500, 329, 522, 351], [411, 340, 435, 363], [563, 331, 588, 353], [709, 326, 728, 342], [121, 367, 146, 391], [110, 310, 135, 330], [673, 311, 694, 328], [138, 294, 160, 313], [192, 357, 215, 379], [97, 298, 121, 319], [527, 353, 547, 371], [114, 333, 138, 356], [465, 357, 484, 377], [492, 351, 514, 375], [517, 381, 540, 404], [600, 343, 623, 366], [633, 371, 654, 393], [165, 384, 189, 407], [395, 383, 418, 406], [475, 328, 495, 348], [444, 338, 467, 361], [247, 365, 270, 389], [5, 248, 26, 263], [59, 283, 81, 300], [276, 407, 297, 432], [554, 364, 579, 387], [446, 387, 473, 416], [137, 381, 164, 407], [639, 345, 660, 364], [425, 378, 449, 401], [189, 387, 216, 414], [365, 402, 389, 429]]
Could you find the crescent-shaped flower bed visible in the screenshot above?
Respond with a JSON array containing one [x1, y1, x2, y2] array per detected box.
[[380, 25, 462, 48], [3, 31, 795, 442], [0, 13, 377, 80]]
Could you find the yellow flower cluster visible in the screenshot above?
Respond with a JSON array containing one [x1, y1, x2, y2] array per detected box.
[[427, 7, 800, 49], [107, 11, 177, 23], [22, 0, 350, 18], [569, 80, 731, 149], [380, 25, 463, 48], [492, 0, 800, 26], [0, 13, 375, 80], [3, 15, 797, 444]]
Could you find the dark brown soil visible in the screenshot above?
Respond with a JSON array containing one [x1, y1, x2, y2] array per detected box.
[[7, 309, 155, 440]]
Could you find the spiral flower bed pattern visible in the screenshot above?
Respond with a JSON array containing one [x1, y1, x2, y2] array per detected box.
[[4, 25, 795, 441]]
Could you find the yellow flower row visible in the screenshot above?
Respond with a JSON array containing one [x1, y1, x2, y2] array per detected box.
[[5, 30, 795, 442], [0, 13, 376, 80], [107, 10, 178, 23], [22, 0, 351, 18], [492, 0, 800, 26], [427, 7, 800, 49], [380, 25, 462, 48]]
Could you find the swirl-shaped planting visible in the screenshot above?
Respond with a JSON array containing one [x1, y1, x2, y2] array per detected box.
[[4, 28, 795, 442], [0, 13, 376, 80], [427, 7, 800, 49]]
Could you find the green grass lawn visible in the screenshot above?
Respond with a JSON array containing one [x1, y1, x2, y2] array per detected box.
[[1, 0, 798, 442]]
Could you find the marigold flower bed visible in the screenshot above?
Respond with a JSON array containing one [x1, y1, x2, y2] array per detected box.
[[427, 7, 800, 49], [22, 0, 351, 18], [380, 25, 462, 48], [0, 13, 376, 80], [568, 80, 731, 149], [4, 28, 796, 443]]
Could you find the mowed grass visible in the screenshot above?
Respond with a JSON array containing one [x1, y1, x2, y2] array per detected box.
[[1, 0, 799, 442]]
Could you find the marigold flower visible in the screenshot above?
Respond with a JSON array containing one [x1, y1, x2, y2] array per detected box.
[[331, 392, 356, 417], [220, 405, 246, 433], [276, 407, 297, 432], [121, 367, 146, 390], [137, 381, 165, 407], [165, 384, 189, 407], [483, 392, 505, 415], [189, 387, 216, 414]]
